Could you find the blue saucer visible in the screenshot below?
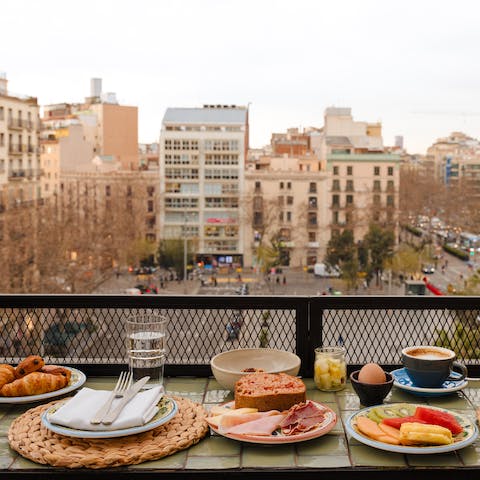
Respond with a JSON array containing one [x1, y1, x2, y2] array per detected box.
[[391, 368, 468, 397]]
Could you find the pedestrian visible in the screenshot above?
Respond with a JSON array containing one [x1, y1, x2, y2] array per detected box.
[[276, 276, 280, 284], [282, 275, 286, 285]]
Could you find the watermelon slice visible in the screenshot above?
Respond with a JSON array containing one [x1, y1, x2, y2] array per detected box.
[[381, 416, 427, 429], [414, 406, 463, 435]]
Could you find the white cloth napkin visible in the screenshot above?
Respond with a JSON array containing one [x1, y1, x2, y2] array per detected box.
[[48, 386, 164, 431]]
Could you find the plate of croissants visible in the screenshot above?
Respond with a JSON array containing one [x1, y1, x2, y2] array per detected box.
[[0, 355, 86, 403]]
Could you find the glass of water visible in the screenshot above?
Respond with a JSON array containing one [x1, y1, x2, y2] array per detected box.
[[126, 313, 168, 389]]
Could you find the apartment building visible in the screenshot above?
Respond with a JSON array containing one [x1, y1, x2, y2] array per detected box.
[[0, 73, 41, 208], [41, 78, 138, 184], [426, 132, 480, 196], [159, 105, 249, 269], [244, 108, 400, 269], [244, 150, 328, 268]]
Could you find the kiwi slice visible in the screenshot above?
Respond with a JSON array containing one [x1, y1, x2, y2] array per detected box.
[[367, 409, 383, 423], [391, 403, 416, 417], [370, 406, 398, 419]]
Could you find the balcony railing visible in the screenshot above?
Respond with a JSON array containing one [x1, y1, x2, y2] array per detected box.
[[1, 294, 480, 378]]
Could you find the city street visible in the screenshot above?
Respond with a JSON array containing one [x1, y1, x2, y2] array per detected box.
[[93, 251, 472, 298]]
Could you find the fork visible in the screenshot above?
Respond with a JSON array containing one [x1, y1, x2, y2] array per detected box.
[[90, 371, 133, 424]]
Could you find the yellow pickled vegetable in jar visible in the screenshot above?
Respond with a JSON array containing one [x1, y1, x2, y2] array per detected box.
[[314, 346, 347, 391]]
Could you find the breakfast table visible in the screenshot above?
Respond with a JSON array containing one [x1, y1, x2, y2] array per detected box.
[[2, 374, 480, 479]]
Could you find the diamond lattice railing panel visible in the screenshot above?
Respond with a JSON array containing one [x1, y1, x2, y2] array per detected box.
[[320, 308, 480, 365], [1, 303, 479, 371]]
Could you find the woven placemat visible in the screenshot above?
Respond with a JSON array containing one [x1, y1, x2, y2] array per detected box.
[[8, 395, 209, 469]]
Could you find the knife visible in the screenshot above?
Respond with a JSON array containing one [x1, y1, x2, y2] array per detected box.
[[101, 376, 150, 425]]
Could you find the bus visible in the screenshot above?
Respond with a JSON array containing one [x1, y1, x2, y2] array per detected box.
[[459, 232, 480, 252]]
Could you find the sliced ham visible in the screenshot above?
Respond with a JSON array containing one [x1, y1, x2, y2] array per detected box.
[[225, 413, 287, 436], [279, 400, 327, 435], [218, 411, 280, 434]]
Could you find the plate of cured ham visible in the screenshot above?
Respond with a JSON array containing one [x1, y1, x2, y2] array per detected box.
[[206, 399, 337, 444]]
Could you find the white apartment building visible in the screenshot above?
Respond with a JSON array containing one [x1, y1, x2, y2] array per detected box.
[[159, 105, 249, 269], [0, 73, 41, 208]]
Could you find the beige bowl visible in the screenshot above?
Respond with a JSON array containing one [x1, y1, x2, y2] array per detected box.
[[210, 348, 301, 391]]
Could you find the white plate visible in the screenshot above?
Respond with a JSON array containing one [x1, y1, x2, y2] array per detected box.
[[392, 368, 468, 397], [41, 396, 178, 438], [0, 367, 86, 404], [207, 400, 337, 445], [346, 403, 478, 454]]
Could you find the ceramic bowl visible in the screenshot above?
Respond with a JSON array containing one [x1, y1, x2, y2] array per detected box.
[[350, 370, 394, 406], [210, 348, 301, 391]]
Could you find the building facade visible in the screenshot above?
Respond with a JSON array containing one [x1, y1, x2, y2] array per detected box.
[[0, 73, 41, 208], [159, 105, 249, 269], [243, 108, 400, 269]]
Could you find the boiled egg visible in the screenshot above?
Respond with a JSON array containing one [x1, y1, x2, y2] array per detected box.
[[358, 363, 387, 384]]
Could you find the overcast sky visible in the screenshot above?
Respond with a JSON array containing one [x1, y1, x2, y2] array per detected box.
[[2, 0, 479, 153]]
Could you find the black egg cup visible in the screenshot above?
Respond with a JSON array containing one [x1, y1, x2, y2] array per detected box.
[[350, 370, 394, 406]]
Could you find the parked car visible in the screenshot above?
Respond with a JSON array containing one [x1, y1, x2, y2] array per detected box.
[[422, 264, 435, 274], [313, 263, 341, 278]]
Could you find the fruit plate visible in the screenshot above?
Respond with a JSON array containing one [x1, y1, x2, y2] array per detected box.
[[345, 403, 478, 454], [207, 400, 337, 445], [0, 367, 86, 404], [391, 368, 468, 397], [42, 396, 177, 438]]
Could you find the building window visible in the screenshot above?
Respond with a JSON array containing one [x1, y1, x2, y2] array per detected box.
[[286, 211, 292, 222], [346, 194, 354, 205], [147, 200, 154, 212], [253, 196, 262, 209], [388, 166, 394, 176], [309, 182, 317, 193], [347, 166, 353, 175], [373, 194, 381, 205], [333, 166, 339, 175], [279, 211, 284, 221], [332, 211, 339, 224], [279, 181, 284, 189], [287, 182, 292, 189], [287, 196, 294, 205], [147, 186, 155, 196], [105, 185, 111, 197], [374, 166, 380, 175], [255, 181, 261, 191], [387, 195, 394, 207], [278, 196, 284, 206], [253, 211, 263, 226], [332, 179, 340, 191], [308, 197, 317, 208], [387, 180, 394, 191], [346, 180, 354, 191], [308, 212, 317, 225], [332, 194, 340, 207], [373, 180, 381, 191], [308, 232, 316, 242]]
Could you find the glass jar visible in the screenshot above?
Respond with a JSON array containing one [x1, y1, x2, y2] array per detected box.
[[314, 346, 347, 391]]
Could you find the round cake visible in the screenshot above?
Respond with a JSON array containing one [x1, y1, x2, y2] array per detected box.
[[234, 372, 306, 412]]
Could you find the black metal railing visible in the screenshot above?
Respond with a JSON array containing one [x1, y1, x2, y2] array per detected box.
[[0, 294, 479, 378]]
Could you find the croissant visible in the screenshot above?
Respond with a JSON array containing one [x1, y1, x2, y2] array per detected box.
[[41, 365, 72, 383], [1, 371, 68, 397], [15, 355, 45, 378], [0, 364, 15, 389]]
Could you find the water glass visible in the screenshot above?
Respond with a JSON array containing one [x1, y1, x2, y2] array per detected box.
[[126, 313, 168, 389]]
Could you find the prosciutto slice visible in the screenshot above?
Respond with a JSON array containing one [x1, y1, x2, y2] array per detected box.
[[224, 413, 287, 436], [218, 411, 280, 434], [279, 400, 327, 435]]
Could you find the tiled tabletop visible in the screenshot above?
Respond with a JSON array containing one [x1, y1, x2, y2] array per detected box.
[[2, 375, 480, 477]]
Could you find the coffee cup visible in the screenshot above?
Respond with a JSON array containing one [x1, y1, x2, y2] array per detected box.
[[401, 345, 468, 388]]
